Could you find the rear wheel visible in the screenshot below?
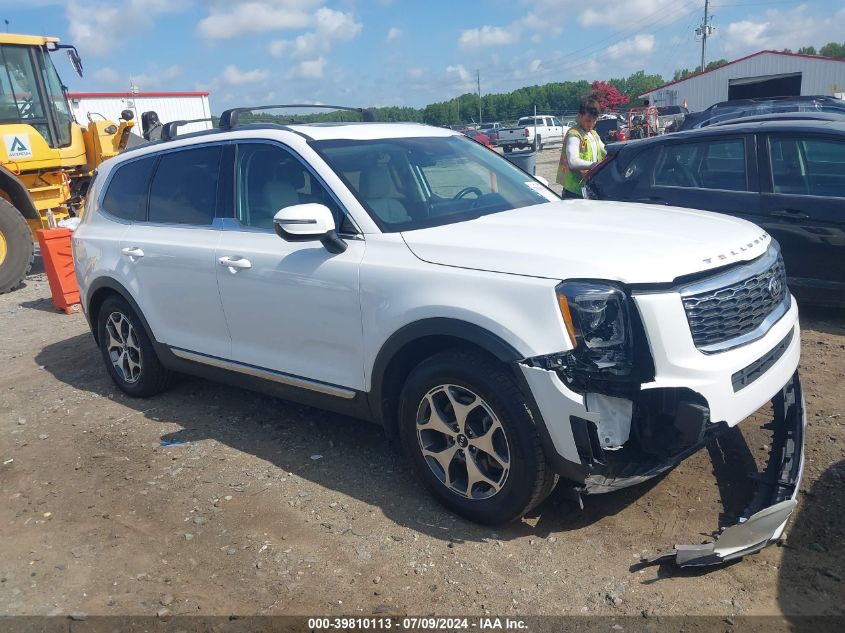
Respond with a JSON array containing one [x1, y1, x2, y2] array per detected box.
[[97, 295, 172, 397], [398, 349, 557, 524], [533, 135, 542, 151], [503, 145, 513, 154], [0, 199, 35, 295]]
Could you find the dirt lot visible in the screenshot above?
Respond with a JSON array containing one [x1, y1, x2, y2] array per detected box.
[[1, 179, 843, 624]]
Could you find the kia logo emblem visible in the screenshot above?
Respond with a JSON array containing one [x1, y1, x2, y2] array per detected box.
[[768, 276, 783, 299]]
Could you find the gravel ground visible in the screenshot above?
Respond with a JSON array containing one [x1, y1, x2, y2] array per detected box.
[[1, 193, 843, 624]]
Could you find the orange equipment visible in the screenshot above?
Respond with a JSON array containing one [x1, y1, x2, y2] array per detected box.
[[35, 228, 80, 314]]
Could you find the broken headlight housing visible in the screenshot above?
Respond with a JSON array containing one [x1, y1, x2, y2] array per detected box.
[[555, 281, 633, 377]]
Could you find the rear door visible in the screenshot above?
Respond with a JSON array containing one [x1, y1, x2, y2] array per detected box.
[[120, 144, 231, 359], [758, 133, 845, 299], [640, 135, 761, 219]]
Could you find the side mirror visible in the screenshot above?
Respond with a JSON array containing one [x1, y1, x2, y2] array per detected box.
[[535, 175, 550, 187], [273, 203, 347, 254]]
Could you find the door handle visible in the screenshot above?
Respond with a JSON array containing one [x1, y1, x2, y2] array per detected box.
[[121, 247, 144, 258], [218, 256, 252, 270], [771, 209, 809, 221]]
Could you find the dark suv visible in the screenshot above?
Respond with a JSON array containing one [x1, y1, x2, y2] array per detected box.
[[585, 119, 845, 305], [679, 95, 845, 131]]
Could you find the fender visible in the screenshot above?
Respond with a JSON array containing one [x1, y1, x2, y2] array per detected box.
[[0, 165, 38, 220], [369, 317, 523, 423], [84, 277, 156, 346]]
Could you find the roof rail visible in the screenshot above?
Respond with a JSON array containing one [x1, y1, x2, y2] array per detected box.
[[219, 104, 377, 130], [161, 118, 215, 141]]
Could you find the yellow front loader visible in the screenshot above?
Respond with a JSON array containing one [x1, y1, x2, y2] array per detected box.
[[0, 33, 134, 294]]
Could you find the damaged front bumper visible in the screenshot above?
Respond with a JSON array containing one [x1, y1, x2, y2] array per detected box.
[[644, 371, 805, 568]]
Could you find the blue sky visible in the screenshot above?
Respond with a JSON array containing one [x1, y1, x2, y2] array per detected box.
[[1, 0, 842, 113]]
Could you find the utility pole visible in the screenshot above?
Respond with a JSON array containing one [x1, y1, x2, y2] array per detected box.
[[477, 69, 482, 126], [696, 0, 714, 71]]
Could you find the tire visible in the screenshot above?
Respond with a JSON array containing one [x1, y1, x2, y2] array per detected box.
[[0, 199, 35, 295], [97, 295, 172, 397], [398, 349, 557, 524], [533, 135, 542, 151], [503, 145, 513, 154]]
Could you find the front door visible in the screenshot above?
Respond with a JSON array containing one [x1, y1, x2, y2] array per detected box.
[[758, 133, 845, 300], [643, 135, 761, 219], [215, 141, 366, 391]]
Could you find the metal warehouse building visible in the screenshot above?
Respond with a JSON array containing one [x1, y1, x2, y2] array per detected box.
[[68, 91, 212, 137], [639, 50, 845, 111]]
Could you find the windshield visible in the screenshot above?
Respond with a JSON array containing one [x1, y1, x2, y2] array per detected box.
[[311, 135, 558, 232], [0, 44, 49, 140], [37, 48, 73, 147], [0, 44, 74, 148]]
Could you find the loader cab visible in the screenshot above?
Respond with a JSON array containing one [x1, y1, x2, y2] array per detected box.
[[0, 37, 75, 148]]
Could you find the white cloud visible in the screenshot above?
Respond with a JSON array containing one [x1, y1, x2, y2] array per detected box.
[[529, 59, 542, 72], [314, 7, 362, 40], [407, 68, 425, 80], [197, 0, 320, 40], [386, 26, 402, 42], [92, 67, 121, 85], [605, 34, 655, 60], [721, 6, 845, 55], [287, 57, 326, 80], [219, 64, 269, 85], [269, 39, 289, 58], [459, 25, 517, 49], [67, 0, 189, 55], [130, 65, 183, 90], [447, 64, 471, 83]]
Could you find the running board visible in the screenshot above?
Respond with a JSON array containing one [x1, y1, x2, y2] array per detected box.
[[170, 348, 356, 399]]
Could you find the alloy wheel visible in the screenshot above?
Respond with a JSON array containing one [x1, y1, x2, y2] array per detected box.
[[105, 311, 142, 383], [416, 384, 510, 500]]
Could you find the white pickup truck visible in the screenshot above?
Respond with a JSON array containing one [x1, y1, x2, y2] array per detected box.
[[498, 115, 568, 152]]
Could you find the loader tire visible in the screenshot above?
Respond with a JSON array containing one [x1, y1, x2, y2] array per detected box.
[[0, 199, 35, 295]]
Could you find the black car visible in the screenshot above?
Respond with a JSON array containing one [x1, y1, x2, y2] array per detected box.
[[585, 119, 845, 305], [679, 95, 845, 131]]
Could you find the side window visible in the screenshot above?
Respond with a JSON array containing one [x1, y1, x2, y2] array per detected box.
[[654, 139, 746, 191], [236, 143, 345, 230], [148, 146, 222, 225], [619, 148, 655, 182], [552, 117, 562, 127], [101, 156, 156, 221], [770, 136, 845, 198]]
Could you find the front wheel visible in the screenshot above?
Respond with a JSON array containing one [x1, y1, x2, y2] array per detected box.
[[0, 199, 35, 295], [398, 349, 557, 524]]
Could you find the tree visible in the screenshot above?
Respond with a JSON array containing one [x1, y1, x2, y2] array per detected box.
[[672, 59, 729, 81], [609, 70, 665, 104], [819, 42, 845, 58], [590, 80, 629, 110], [797, 46, 817, 55]]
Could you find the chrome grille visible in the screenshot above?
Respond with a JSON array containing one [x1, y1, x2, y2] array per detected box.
[[681, 250, 789, 353]]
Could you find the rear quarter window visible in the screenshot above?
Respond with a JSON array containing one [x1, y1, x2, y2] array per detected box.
[[100, 156, 156, 221]]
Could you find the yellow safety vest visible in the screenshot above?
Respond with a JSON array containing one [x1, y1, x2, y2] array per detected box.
[[556, 127, 605, 196]]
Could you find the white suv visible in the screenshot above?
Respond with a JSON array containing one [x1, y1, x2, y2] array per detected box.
[[73, 109, 805, 567]]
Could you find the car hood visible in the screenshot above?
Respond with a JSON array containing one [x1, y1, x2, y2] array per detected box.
[[400, 200, 771, 284]]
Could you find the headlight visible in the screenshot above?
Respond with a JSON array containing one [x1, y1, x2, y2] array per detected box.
[[556, 281, 633, 376]]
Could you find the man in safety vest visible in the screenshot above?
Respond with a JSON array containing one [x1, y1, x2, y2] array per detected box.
[[556, 95, 607, 199]]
